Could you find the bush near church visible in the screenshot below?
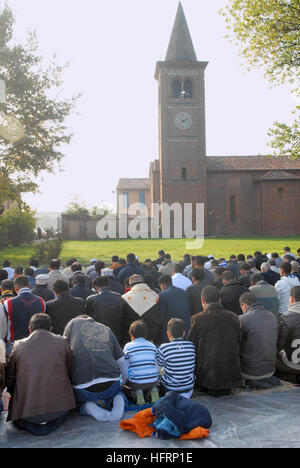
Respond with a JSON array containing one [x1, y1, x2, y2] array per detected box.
[[31, 235, 63, 265], [0, 206, 36, 248]]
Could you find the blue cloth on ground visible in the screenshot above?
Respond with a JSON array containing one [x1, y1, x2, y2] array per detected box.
[[152, 391, 212, 438]]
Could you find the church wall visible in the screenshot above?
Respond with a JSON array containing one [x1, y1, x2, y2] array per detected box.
[[260, 181, 300, 236], [207, 171, 260, 236]]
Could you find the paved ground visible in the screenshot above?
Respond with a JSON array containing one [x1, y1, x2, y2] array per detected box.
[[1, 385, 300, 448]]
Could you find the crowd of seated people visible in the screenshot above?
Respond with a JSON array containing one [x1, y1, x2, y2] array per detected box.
[[0, 246, 300, 436]]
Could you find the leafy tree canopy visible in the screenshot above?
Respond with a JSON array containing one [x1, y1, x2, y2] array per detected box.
[[0, 4, 80, 202], [220, 0, 300, 159]]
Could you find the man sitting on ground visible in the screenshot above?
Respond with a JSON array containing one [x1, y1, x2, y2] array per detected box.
[[220, 270, 249, 316], [64, 315, 126, 422], [5, 314, 75, 436], [276, 286, 300, 384], [48, 259, 67, 291], [122, 275, 161, 346], [238, 263, 253, 288], [46, 280, 84, 335], [84, 276, 127, 347], [70, 273, 93, 301], [123, 320, 159, 405], [188, 286, 242, 397], [261, 262, 280, 286], [239, 292, 279, 389], [172, 263, 192, 291], [275, 262, 300, 316], [186, 268, 208, 317], [31, 275, 55, 302], [158, 318, 195, 399], [249, 273, 279, 321]]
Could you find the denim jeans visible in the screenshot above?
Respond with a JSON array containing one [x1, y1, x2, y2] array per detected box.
[[74, 381, 122, 410]]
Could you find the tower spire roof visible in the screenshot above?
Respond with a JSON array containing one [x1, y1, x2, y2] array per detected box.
[[165, 2, 197, 62]]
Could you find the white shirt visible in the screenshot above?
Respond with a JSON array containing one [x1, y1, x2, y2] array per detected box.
[[3, 267, 14, 279], [172, 273, 192, 291], [275, 275, 300, 316]]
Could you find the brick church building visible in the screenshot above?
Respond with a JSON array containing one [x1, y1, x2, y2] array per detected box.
[[117, 3, 300, 237]]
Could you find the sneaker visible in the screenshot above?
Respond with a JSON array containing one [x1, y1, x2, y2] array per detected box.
[[150, 386, 159, 404], [136, 389, 145, 406]]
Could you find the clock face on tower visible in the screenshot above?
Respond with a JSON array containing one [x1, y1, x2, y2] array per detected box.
[[175, 112, 192, 130]]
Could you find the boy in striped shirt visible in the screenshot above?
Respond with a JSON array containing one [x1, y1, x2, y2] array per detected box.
[[123, 321, 159, 406], [157, 318, 196, 399]]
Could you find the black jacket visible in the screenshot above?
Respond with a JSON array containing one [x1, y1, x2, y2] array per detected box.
[[262, 270, 280, 286], [186, 280, 210, 316], [220, 281, 249, 316], [31, 285, 55, 302], [84, 288, 127, 347], [188, 303, 242, 390], [46, 293, 84, 335]]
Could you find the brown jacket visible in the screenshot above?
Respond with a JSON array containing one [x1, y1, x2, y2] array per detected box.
[[6, 329, 76, 421]]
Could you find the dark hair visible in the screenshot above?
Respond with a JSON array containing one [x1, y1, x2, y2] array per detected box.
[[72, 274, 86, 286], [238, 254, 245, 262], [191, 268, 205, 282], [53, 280, 69, 293], [71, 262, 82, 272], [14, 266, 24, 275], [240, 263, 251, 272], [167, 318, 185, 339], [290, 286, 300, 302], [164, 254, 171, 261], [280, 262, 292, 275], [50, 259, 61, 270], [129, 320, 148, 339], [201, 285, 220, 304], [14, 275, 30, 288], [119, 258, 126, 265], [29, 313, 52, 332], [271, 252, 279, 259], [66, 258, 77, 267], [2, 260, 10, 268], [221, 270, 235, 282], [95, 260, 105, 273], [284, 255, 294, 262], [230, 255, 237, 260], [143, 274, 154, 288], [239, 292, 257, 307], [284, 247, 291, 252], [1, 279, 14, 291], [158, 274, 172, 287], [247, 260, 256, 269], [174, 263, 184, 274], [126, 253, 136, 264], [215, 266, 226, 277], [158, 250, 165, 256], [254, 251, 262, 257], [0, 270, 8, 282], [25, 268, 35, 277], [29, 258, 39, 268], [250, 273, 263, 286], [112, 255, 119, 263], [194, 256, 204, 266], [93, 276, 109, 288], [211, 259, 219, 267]]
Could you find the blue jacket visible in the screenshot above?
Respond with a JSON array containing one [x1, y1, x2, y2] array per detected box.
[[159, 286, 191, 343]]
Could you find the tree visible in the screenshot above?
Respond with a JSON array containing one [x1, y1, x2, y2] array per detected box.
[[0, 4, 80, 202], [220, 0, 300, 159]]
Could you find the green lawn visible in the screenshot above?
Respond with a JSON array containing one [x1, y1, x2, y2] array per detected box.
[[0, 237, 300, 268]]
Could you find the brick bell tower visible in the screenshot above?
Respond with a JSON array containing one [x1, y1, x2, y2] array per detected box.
[[154, 2, 208, 233]]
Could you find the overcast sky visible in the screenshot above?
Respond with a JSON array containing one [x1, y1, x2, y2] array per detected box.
[[6, 0, 295, 213]]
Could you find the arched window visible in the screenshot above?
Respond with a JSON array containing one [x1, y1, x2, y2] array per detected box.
[[230, 195, 237, 223], [181, 167, 187, 179], [172, 80, 182, 98], [183, 79, 193, 98]]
